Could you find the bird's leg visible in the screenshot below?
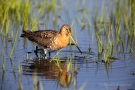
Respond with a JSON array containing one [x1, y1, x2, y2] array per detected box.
[[49, 52, 51, 58], [34, 46, 38, 57], [44, 49, 47, 57]]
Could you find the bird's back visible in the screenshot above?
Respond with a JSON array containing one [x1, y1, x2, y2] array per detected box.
[[20, 30, 58, 47]]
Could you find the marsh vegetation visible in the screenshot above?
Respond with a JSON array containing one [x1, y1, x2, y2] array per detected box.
[[0, 0, 135, 90]]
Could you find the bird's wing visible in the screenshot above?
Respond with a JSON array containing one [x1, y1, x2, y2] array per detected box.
[[21, 30, 58, 47], [32, 30, 58, 39]]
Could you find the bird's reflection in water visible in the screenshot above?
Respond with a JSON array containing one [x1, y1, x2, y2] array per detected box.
[[22, 57, 77, 88]]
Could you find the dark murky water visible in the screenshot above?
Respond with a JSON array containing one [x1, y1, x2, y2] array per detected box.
[[0, 0, 135, 90]]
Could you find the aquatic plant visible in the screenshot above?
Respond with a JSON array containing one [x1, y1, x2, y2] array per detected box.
[[92, 0, 135, 63]]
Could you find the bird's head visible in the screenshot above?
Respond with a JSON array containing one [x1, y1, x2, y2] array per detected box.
[[60, 24, 82, 54]]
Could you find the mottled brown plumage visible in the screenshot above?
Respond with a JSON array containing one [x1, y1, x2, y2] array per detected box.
[[20, 24, 82, 56]]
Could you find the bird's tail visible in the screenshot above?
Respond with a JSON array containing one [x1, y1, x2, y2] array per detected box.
[[20, 30, 32, 37]]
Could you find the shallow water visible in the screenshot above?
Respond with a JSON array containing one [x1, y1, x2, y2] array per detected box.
[[0, 0, 135, 90], [1, 31, 135, 90]]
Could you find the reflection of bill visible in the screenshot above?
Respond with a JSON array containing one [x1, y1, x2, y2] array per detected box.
[[59, 66, 70, 88], [59, 68, 78, 88]]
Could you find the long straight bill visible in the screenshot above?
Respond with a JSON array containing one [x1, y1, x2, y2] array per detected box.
[[69, 33, 82, 54]]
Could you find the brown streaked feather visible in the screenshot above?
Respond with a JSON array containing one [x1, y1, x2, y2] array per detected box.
[[20, 30, 58, 47], [35, 30, 58, 38], [20, 30, 32, 37], [21, 30, 58, 38]]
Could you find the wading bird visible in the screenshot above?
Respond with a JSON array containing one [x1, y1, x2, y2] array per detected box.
[[20, 24, 82, 57]]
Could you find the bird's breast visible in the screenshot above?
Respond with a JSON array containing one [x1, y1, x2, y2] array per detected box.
[[50, 34, 69, 50]]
